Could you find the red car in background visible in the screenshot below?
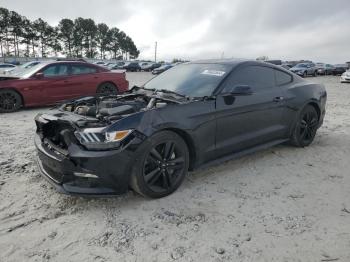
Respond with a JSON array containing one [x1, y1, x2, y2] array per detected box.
[[0, 61, 129, 112]]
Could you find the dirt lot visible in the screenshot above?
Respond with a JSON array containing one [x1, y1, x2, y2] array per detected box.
[[0, 73, 349, 262]]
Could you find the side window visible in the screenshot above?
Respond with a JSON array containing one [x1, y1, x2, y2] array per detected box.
[[71, 65, 97, 75], [42, 65, 69, 77], [223, 65, 275, 92], [275, 70, 292, 86]]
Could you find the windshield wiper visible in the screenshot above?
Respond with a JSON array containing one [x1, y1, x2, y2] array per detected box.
[[136, 87, 190, 100], [156, 89, 187, 98]]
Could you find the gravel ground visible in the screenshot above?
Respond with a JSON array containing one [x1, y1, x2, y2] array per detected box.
[[0, 73, 349, 262]]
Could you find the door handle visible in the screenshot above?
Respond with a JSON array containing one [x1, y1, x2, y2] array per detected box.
[[273, 96, 284, 102]]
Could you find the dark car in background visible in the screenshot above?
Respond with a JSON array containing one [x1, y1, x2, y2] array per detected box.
[[0, 61, 128, 112], [152, 64, 173, 75], [34, 59, 326, 198], [123, 62, 141, 72], [333, 64, 347, 76], [141, 62, 161, 72], [290, 63, 318, 77], [109, 61, 126, 70]]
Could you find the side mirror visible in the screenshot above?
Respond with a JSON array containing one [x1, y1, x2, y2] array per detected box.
[[34, 72, 44, 79], [223, 85, 253, 96]]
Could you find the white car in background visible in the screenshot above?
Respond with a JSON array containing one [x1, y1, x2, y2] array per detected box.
[[0, 63, 17, 74], [340, 70, 350, 83], [94, 61, 107, 66], [5, 61, 41, 74]]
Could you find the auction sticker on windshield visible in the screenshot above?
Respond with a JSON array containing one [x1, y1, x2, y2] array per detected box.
[[201, 69, 226, 77]]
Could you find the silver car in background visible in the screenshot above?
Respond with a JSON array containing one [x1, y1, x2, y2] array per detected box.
[[290, 63, 318, 77]]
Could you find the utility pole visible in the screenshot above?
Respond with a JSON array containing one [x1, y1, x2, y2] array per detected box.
[[155, 41, 157, 63]]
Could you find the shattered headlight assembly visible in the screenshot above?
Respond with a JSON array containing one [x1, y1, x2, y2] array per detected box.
[[75, 128, 133, 150]]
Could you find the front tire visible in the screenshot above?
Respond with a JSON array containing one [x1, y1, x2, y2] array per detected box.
[[130, 131, 189, 198], [0, 89, 23, 113], [290, 105, 319, 147], [303, 71, 307, 78]]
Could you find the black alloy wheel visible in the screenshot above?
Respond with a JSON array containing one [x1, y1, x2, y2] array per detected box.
[[0, 90, 22, 113], [290, 105, 319, 147], [97, 82, 117, 95], [130, 131, 189, 198], [144, 141, 185, 192]]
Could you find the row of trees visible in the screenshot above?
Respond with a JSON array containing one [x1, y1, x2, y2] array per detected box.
[[0, 7, 139, 60]]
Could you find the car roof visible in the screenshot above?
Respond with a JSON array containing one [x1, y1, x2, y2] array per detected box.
[[188, 59, 288, 71], [190, 58, 249, 65], [36, 61, 97, 66]]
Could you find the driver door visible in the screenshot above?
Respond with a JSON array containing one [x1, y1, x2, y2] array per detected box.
[[37, 63, 72, 104], [214, 65, 286, 158]]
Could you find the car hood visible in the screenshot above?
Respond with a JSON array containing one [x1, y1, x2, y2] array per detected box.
[[0, 74, 20, 81], [48, 88, 190, 129]]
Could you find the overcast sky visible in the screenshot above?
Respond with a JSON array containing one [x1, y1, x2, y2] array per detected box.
[[1, 0, 350, 63]]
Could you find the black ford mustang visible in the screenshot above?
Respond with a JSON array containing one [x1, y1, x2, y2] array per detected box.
[[35, 60, 327, 198]]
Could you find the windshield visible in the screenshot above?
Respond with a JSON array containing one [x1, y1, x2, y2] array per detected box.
[[144, 63, 231, 97], [8, 63, 48, 78]]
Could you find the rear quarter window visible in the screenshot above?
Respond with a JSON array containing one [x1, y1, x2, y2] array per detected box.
[[71, 65, 97, 75], [275, 70, 292, 86]]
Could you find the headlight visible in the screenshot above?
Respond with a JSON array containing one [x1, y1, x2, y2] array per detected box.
[[105, 130, 133, 142], [75, 128, 133, 150]]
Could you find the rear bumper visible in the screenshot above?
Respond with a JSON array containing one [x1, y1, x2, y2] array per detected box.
[[34, 133, 135, 196]]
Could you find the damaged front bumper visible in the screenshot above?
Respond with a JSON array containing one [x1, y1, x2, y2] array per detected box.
[[34, 132, 137, 196]]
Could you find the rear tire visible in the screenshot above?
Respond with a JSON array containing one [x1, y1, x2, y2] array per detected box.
[[96, 82, 118, 95], [0, 89, 23, 113], [130, 131, 189, 198], [290, 105, 319, 147]]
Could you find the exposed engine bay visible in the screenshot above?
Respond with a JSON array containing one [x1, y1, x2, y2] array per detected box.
[[60, 88, 186, 123], [35, 88, 190, 152]]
